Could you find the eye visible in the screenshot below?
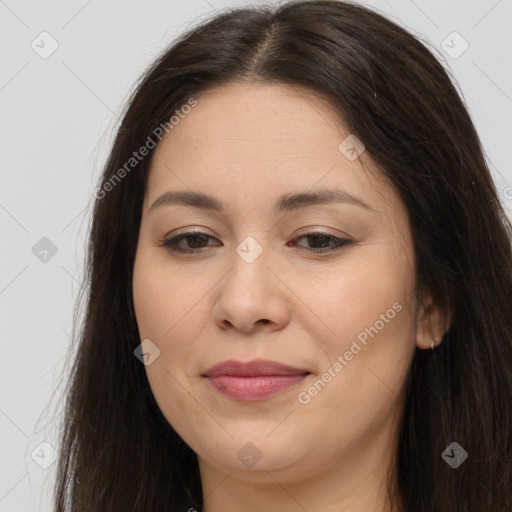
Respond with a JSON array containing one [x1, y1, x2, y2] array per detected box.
[[160, 230, 353, 254], [289, 232, 353, 253], [160, 231, 220, 254]]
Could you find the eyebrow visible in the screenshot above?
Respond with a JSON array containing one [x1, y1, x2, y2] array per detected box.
[[149, 188, 375, 214]]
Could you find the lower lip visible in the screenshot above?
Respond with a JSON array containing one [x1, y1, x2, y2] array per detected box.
[[205, 374, 310, 401]]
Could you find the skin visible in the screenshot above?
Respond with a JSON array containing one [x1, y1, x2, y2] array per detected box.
[[132, 82, 449, 512]]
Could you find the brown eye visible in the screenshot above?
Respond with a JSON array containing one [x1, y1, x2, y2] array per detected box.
[[289, 232, 353, 253], [161, 230, 352, 255], [162, 231, 219, 253]]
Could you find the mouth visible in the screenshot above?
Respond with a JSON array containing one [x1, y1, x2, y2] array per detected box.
[[202, 359, 311, 401]]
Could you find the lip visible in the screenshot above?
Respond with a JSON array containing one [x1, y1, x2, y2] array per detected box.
[[202, 359, 311, 401]]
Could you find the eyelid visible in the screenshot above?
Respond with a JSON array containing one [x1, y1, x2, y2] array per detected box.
[[164, 225, 353, 241], [293, 225, 353, 238]]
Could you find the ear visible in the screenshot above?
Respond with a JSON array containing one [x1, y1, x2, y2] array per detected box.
[[415, 288, 451, 350]]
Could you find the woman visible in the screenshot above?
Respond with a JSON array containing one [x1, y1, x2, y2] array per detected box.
[[53, 1, 512, 511]]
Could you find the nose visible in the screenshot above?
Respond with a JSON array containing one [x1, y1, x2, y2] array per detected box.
[[211, 249, 291, 335], [240, 318, 271, 334]]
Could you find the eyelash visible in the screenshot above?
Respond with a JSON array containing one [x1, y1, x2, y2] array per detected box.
[[160, 230, 353, 254]]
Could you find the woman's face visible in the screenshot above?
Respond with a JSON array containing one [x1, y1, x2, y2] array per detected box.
[[132, 82, 434, 486]]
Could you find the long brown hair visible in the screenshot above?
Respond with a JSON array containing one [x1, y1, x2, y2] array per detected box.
[[53, 1, 512, 510]]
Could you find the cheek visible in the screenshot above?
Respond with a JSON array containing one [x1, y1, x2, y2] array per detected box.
[[297, 291, 415, 458], [132, 246, 209, 343], [132, 245, 220, 419], [314, 241, 416, 359], [132, 249, 213, 438], [302, 242, 417, 430]]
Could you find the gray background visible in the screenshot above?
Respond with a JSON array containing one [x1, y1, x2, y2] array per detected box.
[[1, 0, 511, 510]]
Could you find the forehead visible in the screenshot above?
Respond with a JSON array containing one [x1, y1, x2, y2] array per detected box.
[[146, 82, 394, 215], [154, 82, 347, 163]]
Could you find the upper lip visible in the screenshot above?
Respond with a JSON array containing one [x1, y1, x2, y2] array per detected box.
[[203, 359, 311, 377]]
